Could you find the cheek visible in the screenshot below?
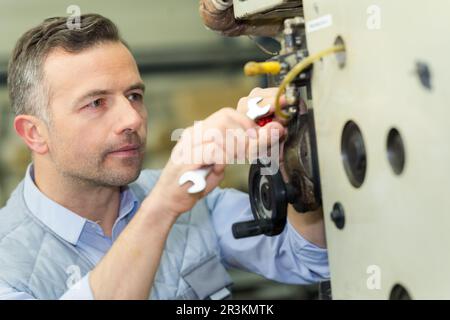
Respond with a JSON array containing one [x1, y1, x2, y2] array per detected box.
[[73, 130, 105, 153], [50, 123, 101, 156]]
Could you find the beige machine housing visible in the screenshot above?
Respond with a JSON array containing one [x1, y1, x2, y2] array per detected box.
[[233, 0, 450, 299]]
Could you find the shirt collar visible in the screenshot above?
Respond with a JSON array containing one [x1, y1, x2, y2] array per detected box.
[[23, 164, 138, 245]]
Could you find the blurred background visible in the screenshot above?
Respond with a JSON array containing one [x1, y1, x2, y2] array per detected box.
[[0, 0, 317, 299]]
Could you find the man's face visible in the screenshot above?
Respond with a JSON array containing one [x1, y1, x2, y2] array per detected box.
[[42, 41, 148, 187]]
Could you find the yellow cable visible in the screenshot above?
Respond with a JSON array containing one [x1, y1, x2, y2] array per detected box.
[[275, 44, 345, 119]]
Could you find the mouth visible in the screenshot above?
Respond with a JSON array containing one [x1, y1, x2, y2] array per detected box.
[[108, 144, 142, 158]]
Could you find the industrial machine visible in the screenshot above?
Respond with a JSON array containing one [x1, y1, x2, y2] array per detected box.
[[201, 0, 450, 299]]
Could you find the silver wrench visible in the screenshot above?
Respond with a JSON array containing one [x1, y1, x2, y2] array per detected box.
[[178, 97, 271, 194]]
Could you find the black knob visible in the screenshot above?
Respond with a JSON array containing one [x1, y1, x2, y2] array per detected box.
[[330, 202, 345, 230], [232, 220, 271, 239]]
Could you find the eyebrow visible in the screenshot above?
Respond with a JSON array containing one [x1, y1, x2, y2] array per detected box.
[[72, 82, 146, 108], [127, 82, 146, 93]]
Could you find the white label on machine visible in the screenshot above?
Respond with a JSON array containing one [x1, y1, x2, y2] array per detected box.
[[306, 14, 333, 33]]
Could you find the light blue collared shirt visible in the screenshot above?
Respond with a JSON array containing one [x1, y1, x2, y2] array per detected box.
[[0, 165, 329, 299]]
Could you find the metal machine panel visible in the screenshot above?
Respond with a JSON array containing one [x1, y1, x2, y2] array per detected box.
[[303, 0, 450, 299]]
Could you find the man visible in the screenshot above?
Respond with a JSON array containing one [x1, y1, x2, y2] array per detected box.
[[0, 14, 328, 299]]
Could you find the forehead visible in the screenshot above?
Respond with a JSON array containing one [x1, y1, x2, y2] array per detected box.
[[43, 42, 141, 104]]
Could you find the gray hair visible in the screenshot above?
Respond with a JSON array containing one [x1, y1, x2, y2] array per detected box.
[[7, 14, 123, 123]]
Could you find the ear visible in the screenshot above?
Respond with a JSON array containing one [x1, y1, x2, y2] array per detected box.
[[14, 115, 49, 155]]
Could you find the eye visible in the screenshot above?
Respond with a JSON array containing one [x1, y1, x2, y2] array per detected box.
[[85, 98, 106, 109], [127, 92, 143, 102]]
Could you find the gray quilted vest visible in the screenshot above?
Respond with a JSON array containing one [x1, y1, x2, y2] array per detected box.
[[0, 169, 233, 299]]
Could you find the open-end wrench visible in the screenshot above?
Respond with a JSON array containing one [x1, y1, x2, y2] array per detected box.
[[178, 97, 271, 194], [245, 97, 271, 120]]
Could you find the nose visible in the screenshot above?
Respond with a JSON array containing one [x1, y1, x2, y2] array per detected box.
[[113, 96, 145, 135]]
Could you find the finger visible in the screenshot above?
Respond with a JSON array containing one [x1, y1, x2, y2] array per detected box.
[[225, 108, 258, 130], [244, 123, 284, 164], [249, 87, 277, 98], [207, 108, 257, 132], [279, 139, 286, 162], [255, 125, 283, 159], [258, 121, 286, 144], [212, 163, 226, 174], [202, 169, 225, 196], [200, 141, 225, 166], [191, 114, 253, 147]]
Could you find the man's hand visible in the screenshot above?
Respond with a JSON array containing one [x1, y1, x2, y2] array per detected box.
[[236, 87, 289, 175], [237, 87, 327, 248], [148, 105, 286, 221], [236, 87, 289, 128]]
